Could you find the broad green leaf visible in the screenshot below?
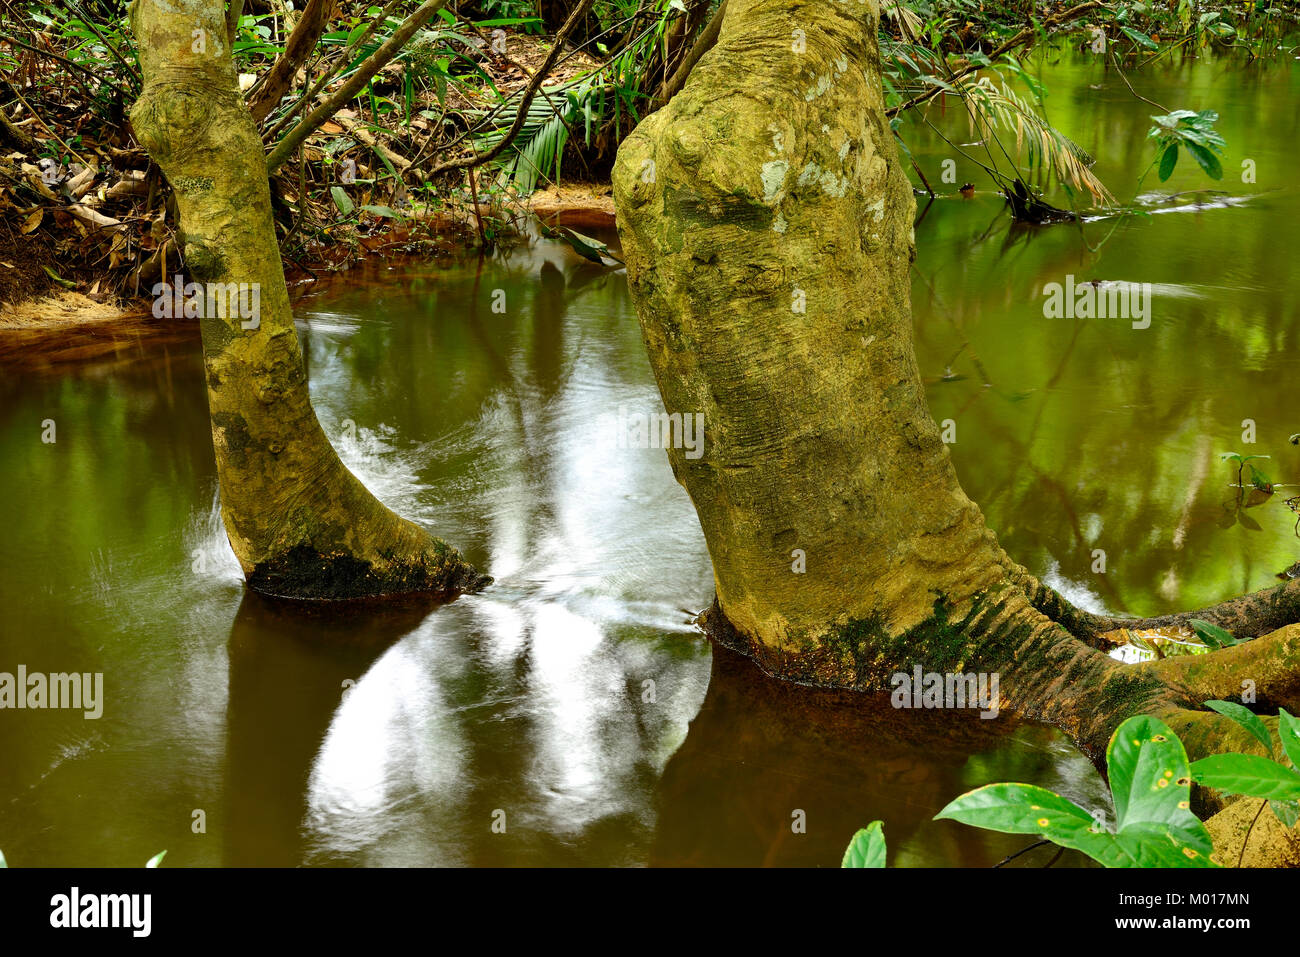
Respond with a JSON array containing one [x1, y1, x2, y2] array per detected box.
[[1278, 708, 1300, 770], [145, 850, 167, 868], [1191, 753, 1300, 801], [1189, 619, 1237, 648], [1105, 715, 1216, 864], [359, 204, 402, 219], [935, 780, 1213, 867], [1107, 715, 1193, 829], [330, 186, 354, 216], [345, 23, 368, 47], [841, 821, 886, 868], [1184, 142, 1223, 180], [1158, 143, 1178, 181], [1103, 824, 1215, 868], [936, 782, 1097, 839], [1204, 700, 1273, 756], [1121, 25, 1158, 49], [554, 227, 621, 265]]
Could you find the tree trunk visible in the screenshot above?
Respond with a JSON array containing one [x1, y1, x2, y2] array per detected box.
[[129, 0, 487, 600], [611, 0, 1299, 767]]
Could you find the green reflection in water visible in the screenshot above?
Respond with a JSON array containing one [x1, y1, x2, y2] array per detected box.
[[2, 48, 1296, 866]]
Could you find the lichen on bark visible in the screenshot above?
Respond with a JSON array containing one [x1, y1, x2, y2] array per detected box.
[[612, 0, 1300, 809]]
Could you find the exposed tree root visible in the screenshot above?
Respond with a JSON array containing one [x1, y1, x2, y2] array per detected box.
[[611, 0, 1300, 865], [1013, 563, 1300, 643]]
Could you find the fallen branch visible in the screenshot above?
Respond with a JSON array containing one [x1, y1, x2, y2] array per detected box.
[[66, 203, 122, 232], [4, 80, 89, 166], [0, 102, 38, 154], [336, 112, 412, 172], [247, 0, 334, 123]]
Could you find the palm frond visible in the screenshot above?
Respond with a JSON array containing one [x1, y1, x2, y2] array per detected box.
[[881, 0, 925, 38], [465, 77, 598, 192]]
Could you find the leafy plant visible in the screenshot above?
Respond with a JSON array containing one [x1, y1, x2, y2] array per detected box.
[[1220, 452, 1270, 492], [936, 714, 1216, 867], [1188, 619, 1239, 650], [1149, 110, 1226, 181], [841, 821, 887, 867], [1193, 702, 1300, 830], [467, 77, 601, 194]]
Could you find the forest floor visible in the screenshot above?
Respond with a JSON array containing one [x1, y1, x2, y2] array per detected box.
[[1, 30, 616, 321]]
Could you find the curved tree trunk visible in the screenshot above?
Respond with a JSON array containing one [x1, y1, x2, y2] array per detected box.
[[130, 0, 487, 600], [612, 0, 1299, 766]]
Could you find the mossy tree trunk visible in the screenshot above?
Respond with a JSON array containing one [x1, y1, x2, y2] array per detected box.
[[130, 0, 487, 600], [612, 0, 1300, 768]]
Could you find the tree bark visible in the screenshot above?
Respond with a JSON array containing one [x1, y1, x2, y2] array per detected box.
[[129, 0, 487, 600], [611, 0, 1300, 766]]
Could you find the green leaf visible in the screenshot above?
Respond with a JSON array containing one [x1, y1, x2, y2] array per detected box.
[[42, 265, 77, 290], [1278, 709, 1300, 770], [1103, 716, 1213, 864], [359, 204, 402, 219], [841, 821, 887, 867], [145, 850, 167, 868], [1106, 715, 1215, 865], [1184, 141, 1223, 180], [936, 782, 1098, 839], [1101, 825, 1216, 868], [553, 226, 621, 265], [330, 186, 354, 216], [1204, 700, 1273, 756], [1191, 753, 1300, 801], [1189, 619, 1237, 649], [1120, 25, 1158, 49], [936, 780, 1212, 867], [1158, 143, 1178, 181], [1270, 800, 1300, 828]]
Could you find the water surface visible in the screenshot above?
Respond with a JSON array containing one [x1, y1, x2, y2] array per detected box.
[[4, 47, 1297, 867]]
